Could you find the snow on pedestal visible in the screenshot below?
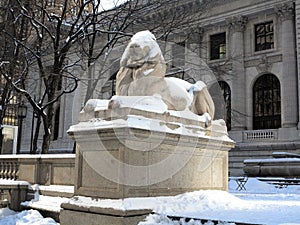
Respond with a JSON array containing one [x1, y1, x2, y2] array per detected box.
[[64, 95, 234, 225]]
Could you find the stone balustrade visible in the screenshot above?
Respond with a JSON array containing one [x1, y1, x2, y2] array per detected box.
[[0, 154, 75, 186], [0, 160, 19, 180], [243, 129, 278, 142]]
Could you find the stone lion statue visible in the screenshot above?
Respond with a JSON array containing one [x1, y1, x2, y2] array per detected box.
[[115, 30, 215, 119]]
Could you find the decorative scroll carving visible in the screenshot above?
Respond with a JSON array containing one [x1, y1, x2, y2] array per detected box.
[[275, 2, 294, 21], [227, 16, 248, 32]]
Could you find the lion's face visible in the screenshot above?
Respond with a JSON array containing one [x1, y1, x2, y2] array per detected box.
[[120, 30, 164, 68], [126, 42, 151, 67]]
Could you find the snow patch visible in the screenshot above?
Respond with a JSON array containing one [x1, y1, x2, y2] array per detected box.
[[0, 209, 58, 225], [110, 95, 168, 113], [144, 68, 154, 76], [0, 179, 29, 186]]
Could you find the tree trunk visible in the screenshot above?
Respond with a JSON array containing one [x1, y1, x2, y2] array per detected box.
[[42, 132, 51, 154], [32, 116, 41, 154], [41, 102, 55, 154]]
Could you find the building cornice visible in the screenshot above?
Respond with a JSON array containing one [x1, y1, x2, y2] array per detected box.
[[189, 0, 295, 28]]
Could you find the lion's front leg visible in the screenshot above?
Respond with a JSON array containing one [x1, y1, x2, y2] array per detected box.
[[116, 67, 134, 95], [189, 82, 215, 119]]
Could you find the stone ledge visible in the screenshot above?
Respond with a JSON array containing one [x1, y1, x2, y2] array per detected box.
[[61, 202, 152, 217]]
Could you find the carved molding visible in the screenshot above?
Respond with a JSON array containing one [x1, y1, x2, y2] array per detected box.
[[257, 56, 272, 73], [227, 16, 248, 32], [275, 2, 294, 21], [244, 54, 282, 70]]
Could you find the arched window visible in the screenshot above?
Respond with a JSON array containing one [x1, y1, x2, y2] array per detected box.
[[209, 81, 231, 131], [219, 81, 231, 131], [253, 74, 281, 130]]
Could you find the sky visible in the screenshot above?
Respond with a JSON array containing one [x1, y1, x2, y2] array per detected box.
[[100, 0, 129, 10]]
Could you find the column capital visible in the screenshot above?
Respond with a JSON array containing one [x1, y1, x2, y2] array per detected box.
[[185, 26, 204, 36], [227, 16, 248, 32], [275, 2, 294, 21], [186, 26, 204, 44]]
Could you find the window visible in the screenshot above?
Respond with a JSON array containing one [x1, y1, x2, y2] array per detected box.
[[253, 74, 281, 129], [0, 82, 18, 126], [109, 73, 116, 97], [3, 104, 18, 126], [219, 81, 231, 131], [172, 41, 185, 68], [53, 105, 60, 140], [47, 0, 56, 7], [255, 21, 274, 52], [210, 33, 226, 60], [208, 81, 231, 131]]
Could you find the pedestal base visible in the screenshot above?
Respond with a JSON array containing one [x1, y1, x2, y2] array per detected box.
[[60, 202, 151, 225]]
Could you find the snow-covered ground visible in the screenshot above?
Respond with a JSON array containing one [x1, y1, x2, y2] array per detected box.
[[1, 178, 300, 225], [0, 207, 57, 225], [139, 178, 300, 225]]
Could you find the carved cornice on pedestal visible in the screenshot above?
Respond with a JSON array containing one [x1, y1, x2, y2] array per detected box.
[[275, 2, 295, 21], [227, 16, 248, 32]]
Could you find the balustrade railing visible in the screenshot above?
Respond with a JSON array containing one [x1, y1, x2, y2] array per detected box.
[[0, 154, 75, 185], [243, 129, 278, 142], [0, 160, 19, 180]]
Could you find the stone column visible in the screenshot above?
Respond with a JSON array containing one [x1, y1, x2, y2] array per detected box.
[[276, 3, 298, 128], [295, 0, 300, 128], [187, 26, 204, 56], [228, 16, 248, 130]]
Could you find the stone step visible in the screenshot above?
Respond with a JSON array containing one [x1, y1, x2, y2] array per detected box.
[[23, 185, 74, 223], [38, 185, 74, 198]]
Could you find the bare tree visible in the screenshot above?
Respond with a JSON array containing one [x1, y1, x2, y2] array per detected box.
[[0, 0, 30, 153], [0, 0, 166, 154], [0, 0, 115, 154], [0, 0, 228, 154]]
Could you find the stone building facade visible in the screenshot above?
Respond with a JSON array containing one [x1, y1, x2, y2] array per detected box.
[[190, 0, 300, 176], [17, 0, 300, 176]]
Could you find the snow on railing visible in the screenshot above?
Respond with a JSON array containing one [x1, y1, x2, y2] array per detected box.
[[243, 129, 278, 142]]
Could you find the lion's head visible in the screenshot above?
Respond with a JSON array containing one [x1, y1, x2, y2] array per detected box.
[[120, 30, 165, 69]]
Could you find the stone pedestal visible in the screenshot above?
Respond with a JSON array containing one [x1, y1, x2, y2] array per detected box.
[[63, 96, 234, 224], [67, 97, 234, 198]]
